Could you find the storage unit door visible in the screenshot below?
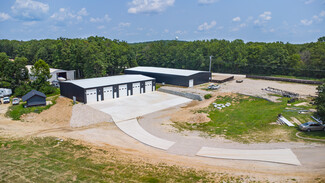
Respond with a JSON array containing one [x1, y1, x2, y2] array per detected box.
[[118, 84, 128, 98], [189, 79, 194, 87], [86, 89, 97, 103], [132, 82, 141, 95], [103, 86, 113, 101], [145, 81, 153, 93]]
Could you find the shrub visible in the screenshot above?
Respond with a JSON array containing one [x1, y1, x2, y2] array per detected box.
[[14, 84, 32, 97], [204, 94, 212, 99], [39, 84, 57, 95]]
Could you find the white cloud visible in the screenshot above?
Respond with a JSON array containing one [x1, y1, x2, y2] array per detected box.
[[304, 0, 314, 4], [301, 19, 313, 25], [254, 11, 272, 25], [128, 0, 175, 14], [78, 8, 88, 16], [90, 14, 111, 23], [198, 0, 219, 4], [164, 29, 169, 33], [119, 22, 131, 27], [232, 16, 241, 22], [51, 8, 88, 23], [231, 23, 246, 31], [300, 10, 325, 26], [198, 20, 216, 31], [0, 12, 11, 21], [11, 0, 49, 21]]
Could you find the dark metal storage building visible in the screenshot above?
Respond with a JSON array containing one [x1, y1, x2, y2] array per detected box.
[[60, 74, 156, 104], [22, 90, 46, 107], [125, 66, 211, 87]]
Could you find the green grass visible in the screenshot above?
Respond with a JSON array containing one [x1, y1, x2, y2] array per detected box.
[[0, 136, 248, 182], [46, 87, 60, 97], [298, 131, 325, 140], [204, 94, 212, 99], [155, 83, 162, 90], [173, 95, 323, 143], [5, 96, 58, 120]]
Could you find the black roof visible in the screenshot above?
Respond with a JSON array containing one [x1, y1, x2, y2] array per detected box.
[[22, 90, 46, 101]]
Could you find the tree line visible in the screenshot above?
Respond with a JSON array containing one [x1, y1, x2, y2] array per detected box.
[[0, 36, 324, 81]]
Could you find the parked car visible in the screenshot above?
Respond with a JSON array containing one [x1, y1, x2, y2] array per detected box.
[[3, 97, 10, 104], [208, 84, 220, 90], [12, 98, 20, 105], [299, 122, 325, 132]]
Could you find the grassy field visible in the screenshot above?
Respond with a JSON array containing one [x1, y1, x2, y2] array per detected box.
[[5, 96, 58, 120], [0, 136, 248, 182], [173, 95, 324, 143]]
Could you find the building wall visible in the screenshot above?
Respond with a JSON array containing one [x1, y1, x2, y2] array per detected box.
[[60, 79, 156, 104], [125, 70, 210, 87], [26, 96, 46, 107], [190, 72, 211, 85], [60, 82, 85, 103]]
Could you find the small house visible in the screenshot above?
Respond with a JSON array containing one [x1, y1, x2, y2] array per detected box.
[[22, 90, 46, 107]]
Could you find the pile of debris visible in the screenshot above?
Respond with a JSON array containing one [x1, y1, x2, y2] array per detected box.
[[213, 102, 231, 110], [263, 87, 299, 98]]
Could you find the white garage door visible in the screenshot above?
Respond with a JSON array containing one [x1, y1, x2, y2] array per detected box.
[[189, 79, 194, 87], [145, 81, 153, 93], [86, 89, 97, 103], [119, 84, 127, 98], [103, 86, 113, 101], [132, 82, 141, 95]]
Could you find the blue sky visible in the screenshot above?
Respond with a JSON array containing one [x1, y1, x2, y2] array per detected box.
[[0, 0, 324, 43]]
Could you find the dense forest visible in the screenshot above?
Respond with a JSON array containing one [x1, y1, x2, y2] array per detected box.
[[0, 36, 324, 80]]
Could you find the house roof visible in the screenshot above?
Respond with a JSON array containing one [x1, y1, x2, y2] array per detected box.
[[22, 90, 46, 101], [125, 66, 210, 76], [62, 74, 155, 89]]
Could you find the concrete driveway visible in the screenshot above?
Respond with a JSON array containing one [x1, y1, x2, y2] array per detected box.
[[87, 91, 302, 165], [87, 92, 191, 150], [88, 91, 192, 122]]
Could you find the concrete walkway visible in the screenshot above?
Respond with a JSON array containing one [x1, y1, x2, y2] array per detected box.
[[197, 147, 301, 166], [115, 119, 175, 150]]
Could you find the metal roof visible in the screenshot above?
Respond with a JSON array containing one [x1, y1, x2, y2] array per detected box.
[[22, 90, 46, 101], [62, 74, 154, 89], [26, 65, 74, 73], [125, 66, 209, 76]]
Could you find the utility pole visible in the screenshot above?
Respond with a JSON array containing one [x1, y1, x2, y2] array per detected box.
[[209, 55, 213, 73]]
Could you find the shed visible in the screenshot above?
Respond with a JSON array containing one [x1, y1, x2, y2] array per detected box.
[[125, 66, 211, 87], [22, 90, 46, 107], [60, 74, 156, 104]]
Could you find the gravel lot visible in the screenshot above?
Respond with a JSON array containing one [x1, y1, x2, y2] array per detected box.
[[70, 103, 113, 127], [217, 78, 317, 102]]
